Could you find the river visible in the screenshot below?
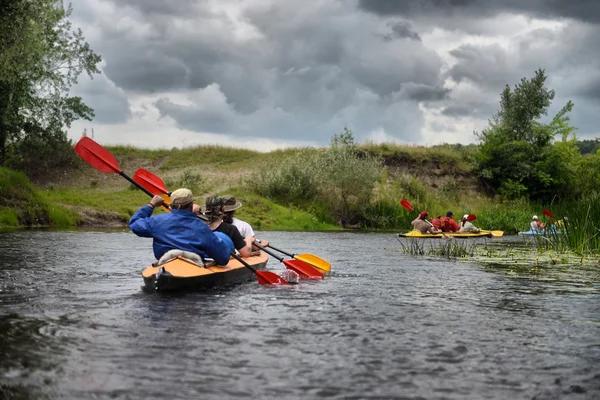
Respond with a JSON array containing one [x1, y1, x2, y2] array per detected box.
[[0, 230, 599, 399]]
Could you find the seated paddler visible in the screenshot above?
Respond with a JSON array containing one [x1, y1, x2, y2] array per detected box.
[[128, 188, 231, 266], [411, 211, 441, 234]]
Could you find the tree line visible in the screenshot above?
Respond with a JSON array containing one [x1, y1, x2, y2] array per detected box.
[[0, 0, 100, 177]]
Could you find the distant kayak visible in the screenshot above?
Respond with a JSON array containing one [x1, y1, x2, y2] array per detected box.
[[518, 230, 563, 236], [398, 230, 496, 238]]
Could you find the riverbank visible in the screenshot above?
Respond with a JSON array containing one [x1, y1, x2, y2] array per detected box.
[[0, 141, 558, 233]]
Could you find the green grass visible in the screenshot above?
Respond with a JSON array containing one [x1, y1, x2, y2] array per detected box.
[[211, 189, 340, 231], [362, 142, 473, 172], [42, 186, 150, 218]]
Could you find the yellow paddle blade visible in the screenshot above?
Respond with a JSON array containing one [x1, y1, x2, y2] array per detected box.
[[294, 254, 331, 272], [482, 230, 504, 237], [159, 194, 171, 213]]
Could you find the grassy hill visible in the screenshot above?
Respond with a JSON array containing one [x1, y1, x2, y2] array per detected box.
[[2, 141, 496, 231]]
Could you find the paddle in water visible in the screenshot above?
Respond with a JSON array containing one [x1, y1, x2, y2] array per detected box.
[[264, 244, 331, 273], [132, 167, 333, 273], [252, 242, 324, 280], [230, 251, 293, 285], [73, 137, 289, 286]]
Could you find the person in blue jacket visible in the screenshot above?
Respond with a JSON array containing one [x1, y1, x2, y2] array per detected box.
[[128, 188, 231, 265]]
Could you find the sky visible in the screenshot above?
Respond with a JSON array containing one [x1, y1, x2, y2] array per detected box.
[[69, 0, 600, 151]]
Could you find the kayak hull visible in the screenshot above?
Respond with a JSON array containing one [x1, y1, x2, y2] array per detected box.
[[141, 252, 269, 292], [518, 230, 562, 236], [398, 230, 493, 238]]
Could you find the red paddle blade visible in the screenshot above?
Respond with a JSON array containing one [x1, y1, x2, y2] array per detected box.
[[255, 270, 289, 285], [133, 168, 169, 195], [74, 136, 121, 173], [283, 259, 324, 280], [466, 214, 477, 221], [400, 199, 414, 212], [543, 209, 554, 217]]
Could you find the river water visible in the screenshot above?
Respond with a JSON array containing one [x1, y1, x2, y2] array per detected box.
[[0, 230, 599, 399]]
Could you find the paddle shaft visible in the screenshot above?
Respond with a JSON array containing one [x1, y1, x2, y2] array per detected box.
[[252, 242, 284, 262], [264, 243, 295, 258], [230, 251, 257, 272], [120, 171, 155, 198]]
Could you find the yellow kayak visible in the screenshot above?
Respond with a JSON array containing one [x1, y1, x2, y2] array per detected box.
[[398, 230, 503, 238], [141, 252, 269, 291]]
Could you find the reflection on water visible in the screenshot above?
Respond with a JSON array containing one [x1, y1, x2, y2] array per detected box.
[[0, 230, 599, 399]]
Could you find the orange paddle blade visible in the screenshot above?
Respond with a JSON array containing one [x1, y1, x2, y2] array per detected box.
[[74, 136, 121, 173]]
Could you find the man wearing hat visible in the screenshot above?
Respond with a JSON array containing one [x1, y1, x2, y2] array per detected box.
[[440, 211, 459, 232], [459, 214, 480, 233], [128, 188, 231, 265], [530, 215, 545, 232], [222, 195, 255, 238], [201, 195, 256, 258], [411, 211, 441, 234]]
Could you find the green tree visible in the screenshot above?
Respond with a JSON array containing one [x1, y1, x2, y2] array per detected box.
[[473, 69, 579, 200], [0, 0, 101, 174], [317, 128, 381, 227]]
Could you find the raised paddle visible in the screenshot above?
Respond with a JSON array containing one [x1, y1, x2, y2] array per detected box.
[[74, 137, 171, 212], [543, 209, 555, 224], [400, 199, 449, 238], [252, 242, 324, 280], [73, 137, 288, 286], [132, 168, 333, 273]]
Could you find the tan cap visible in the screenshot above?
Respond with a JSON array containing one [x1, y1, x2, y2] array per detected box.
[[170, 188, 194, 207]]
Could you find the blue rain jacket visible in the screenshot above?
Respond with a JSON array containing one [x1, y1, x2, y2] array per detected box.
[[129, 206, 231, 265]]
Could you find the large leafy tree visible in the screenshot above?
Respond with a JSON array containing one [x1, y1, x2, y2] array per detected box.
[[473, 69, 579, 200], [0, 0, 101, 174]]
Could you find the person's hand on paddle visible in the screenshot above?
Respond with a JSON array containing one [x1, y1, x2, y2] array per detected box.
[[192, 203, 202, 215], [148, 195, 164, 209]]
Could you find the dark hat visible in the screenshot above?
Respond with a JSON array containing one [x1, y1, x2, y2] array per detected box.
[[446, 211, 453, 217], [419, 211, 429, 218], [204, 194, 225, 214], [223, 195, 242, 212]]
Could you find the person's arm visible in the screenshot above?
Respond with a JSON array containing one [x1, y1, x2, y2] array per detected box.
[[204, 230, 232, 265], [225, 224, 252, 257], [128, 195, 163, 237]]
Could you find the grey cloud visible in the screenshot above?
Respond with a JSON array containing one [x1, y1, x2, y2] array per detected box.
[[358, 0, 600, 25], [71, 0, 600, 145], [430, 121, 457, 132], [441, 104, 473, 117], [382, 21, 421, 41], [81, 0, 446, 143], [72, 73, 131, 124], [402, 83, 449, 101]]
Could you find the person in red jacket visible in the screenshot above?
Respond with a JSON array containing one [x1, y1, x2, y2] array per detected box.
[[440, 211, 460, 232]]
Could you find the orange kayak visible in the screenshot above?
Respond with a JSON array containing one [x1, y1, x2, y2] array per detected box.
[[141, 252, 269, 292]]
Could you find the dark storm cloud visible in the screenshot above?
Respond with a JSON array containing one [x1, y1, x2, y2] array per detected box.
[[70, 0, 600, 145], [80, 0, 448, 142], [358, 0, 600, 25], [441, 104, 473, 117], [403, 83, 450, 101], [382, 21, 421, 41]]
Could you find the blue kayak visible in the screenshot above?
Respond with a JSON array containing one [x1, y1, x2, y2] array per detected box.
[[518, 229, 562, 236]]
